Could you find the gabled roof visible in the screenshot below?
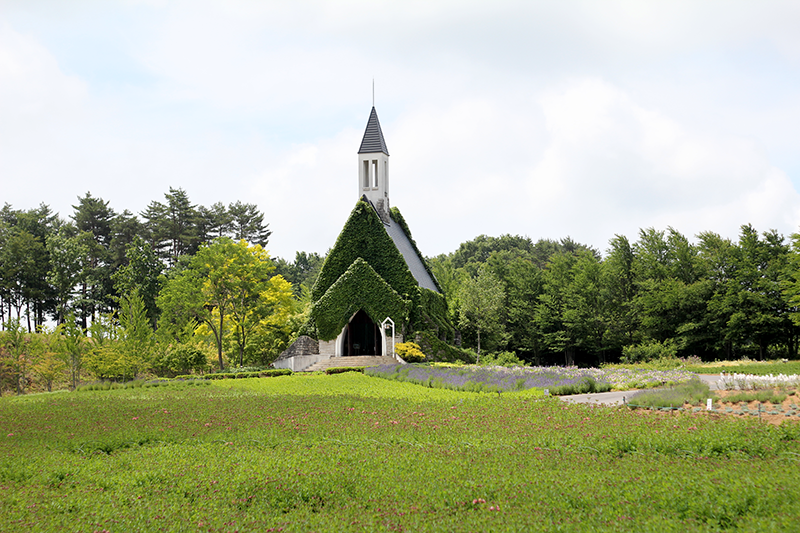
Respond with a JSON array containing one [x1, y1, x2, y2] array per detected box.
[[358, 106, 389, 155], [384, 218, 440, 293]]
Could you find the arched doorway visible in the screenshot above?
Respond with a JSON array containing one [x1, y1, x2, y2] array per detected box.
[[342, 310, 383, 356]]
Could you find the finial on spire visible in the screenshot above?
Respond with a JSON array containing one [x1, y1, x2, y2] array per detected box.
[[372, 78, 375, 107]]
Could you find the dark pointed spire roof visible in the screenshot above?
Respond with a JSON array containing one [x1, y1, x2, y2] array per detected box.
[[358, 107, 389, 155]]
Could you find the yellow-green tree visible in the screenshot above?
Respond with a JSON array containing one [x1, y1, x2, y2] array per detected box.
[[234, 275, 296, 366], [158, 238, 287, 370], [56, 314, 87, 389], [1, 319, 33, 394], [31, 329, 66, 392]]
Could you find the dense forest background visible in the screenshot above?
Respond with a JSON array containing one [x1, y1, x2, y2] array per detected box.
[[3, 188, 800, 393]]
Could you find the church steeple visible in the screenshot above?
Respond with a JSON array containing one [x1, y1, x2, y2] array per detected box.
[[358, 107, 389, 155], [358, 107, 390, 222]]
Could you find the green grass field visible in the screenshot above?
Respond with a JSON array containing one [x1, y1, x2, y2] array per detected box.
[[684, 360, 800, 376], [2, 374, 800, 532]]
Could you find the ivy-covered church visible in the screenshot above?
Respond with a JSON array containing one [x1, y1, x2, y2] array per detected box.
[[275, 107, 454, 371]]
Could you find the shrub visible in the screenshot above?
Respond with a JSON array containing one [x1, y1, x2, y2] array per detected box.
[[724, 390, 790, 405], [415, 332, 475, 364], [260, 369, 292, 377], [628, 377, 713, 409], [548, 377, 612, 396], [152, 342, 211, 377], [325, 367, 366, 375], [395, 342, 426, 363], [479, 351, 523, 367], [621, 339, 678, 364]]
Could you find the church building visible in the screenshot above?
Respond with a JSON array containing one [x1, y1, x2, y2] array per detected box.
[[274, 107, 453, 371]]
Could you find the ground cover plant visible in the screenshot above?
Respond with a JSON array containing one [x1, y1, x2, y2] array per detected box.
[[3, 373, 800, 532], [717, 372, 800, 390], [683, 360, 800, 376], [367, 363, 694, 394], [627, 378, 713, 409]]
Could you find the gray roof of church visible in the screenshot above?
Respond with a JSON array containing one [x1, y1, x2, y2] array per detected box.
[[358, 107, 390, 155], [384, 218, 439, 293]]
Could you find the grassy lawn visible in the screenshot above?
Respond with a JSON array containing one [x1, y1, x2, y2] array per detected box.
[[605, 359, 800, 377], [683, 360, 800, 376], [2, 373, 800, 532]]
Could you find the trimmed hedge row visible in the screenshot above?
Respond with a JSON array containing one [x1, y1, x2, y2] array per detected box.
[[324, 367, 366, 375], [174, 369, 293, 380]]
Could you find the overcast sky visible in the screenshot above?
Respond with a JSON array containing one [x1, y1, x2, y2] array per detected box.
[[2, 0, 800, 260]]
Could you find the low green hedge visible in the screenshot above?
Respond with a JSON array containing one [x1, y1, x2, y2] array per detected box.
[[202, 369, 292, 380], [260, 369, 292, 377], [325, 367, 366, 375]]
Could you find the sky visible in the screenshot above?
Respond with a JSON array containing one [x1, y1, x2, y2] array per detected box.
[[2, 0, 800, 260]]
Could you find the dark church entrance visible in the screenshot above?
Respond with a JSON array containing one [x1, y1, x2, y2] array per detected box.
[[343, 310, 383, 356]]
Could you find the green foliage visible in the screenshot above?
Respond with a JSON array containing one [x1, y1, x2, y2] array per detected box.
[[118, 290, 154, 370], [311, 258, 409, 341], [201, 369, 292, 379], [324, 366, 366, 375], [457, 263, 506, 357], [112, 236, 163, 326], [723, 389, 791, 404], [140, 187, 199, 265], [152, 341, 212, 377], [232, 274, 297, 367], [157, 238, 282, 371], [628, 377, 713, 409], [260, 369, 292, 377], [417, 287, 454, 340], [548, 376, 612, 395], [311, 200, 418, 306], [415, 331, 476, 364], [395, 342, 426, 363], [55, 315, 86, 390], [621, 339, 678, 364], [479, 351, 523, 367], [686, 360, 800, 376], [535, 250, 604, 365], [46, 226, 88, 323], [274, 251, 325, 297]]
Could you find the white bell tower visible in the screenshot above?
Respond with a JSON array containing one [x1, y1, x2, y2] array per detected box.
[[358, 107, 390, 222]]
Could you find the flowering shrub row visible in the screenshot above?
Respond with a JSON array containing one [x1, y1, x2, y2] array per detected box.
[[366, 364, 695, 394], [717, 372, 800, 390]]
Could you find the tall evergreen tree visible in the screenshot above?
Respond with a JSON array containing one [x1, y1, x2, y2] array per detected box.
[[227, 201, 271, 246], [71, 193, 115, 328], [108, 210, 143, 270], [141, 188, 198, 265]]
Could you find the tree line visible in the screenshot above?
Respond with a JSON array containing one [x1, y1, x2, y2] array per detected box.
[[0, 189, 325, 392], [432, 226, 800, 367], [3, 186, 800, 392], [0, 188, 273, 330]]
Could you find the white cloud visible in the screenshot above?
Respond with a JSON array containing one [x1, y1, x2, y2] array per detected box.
[[520, 78, 800, 250], [249, 127, 359, 258], [2, 0, 800, 261], [0, 22, 88, 179]]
